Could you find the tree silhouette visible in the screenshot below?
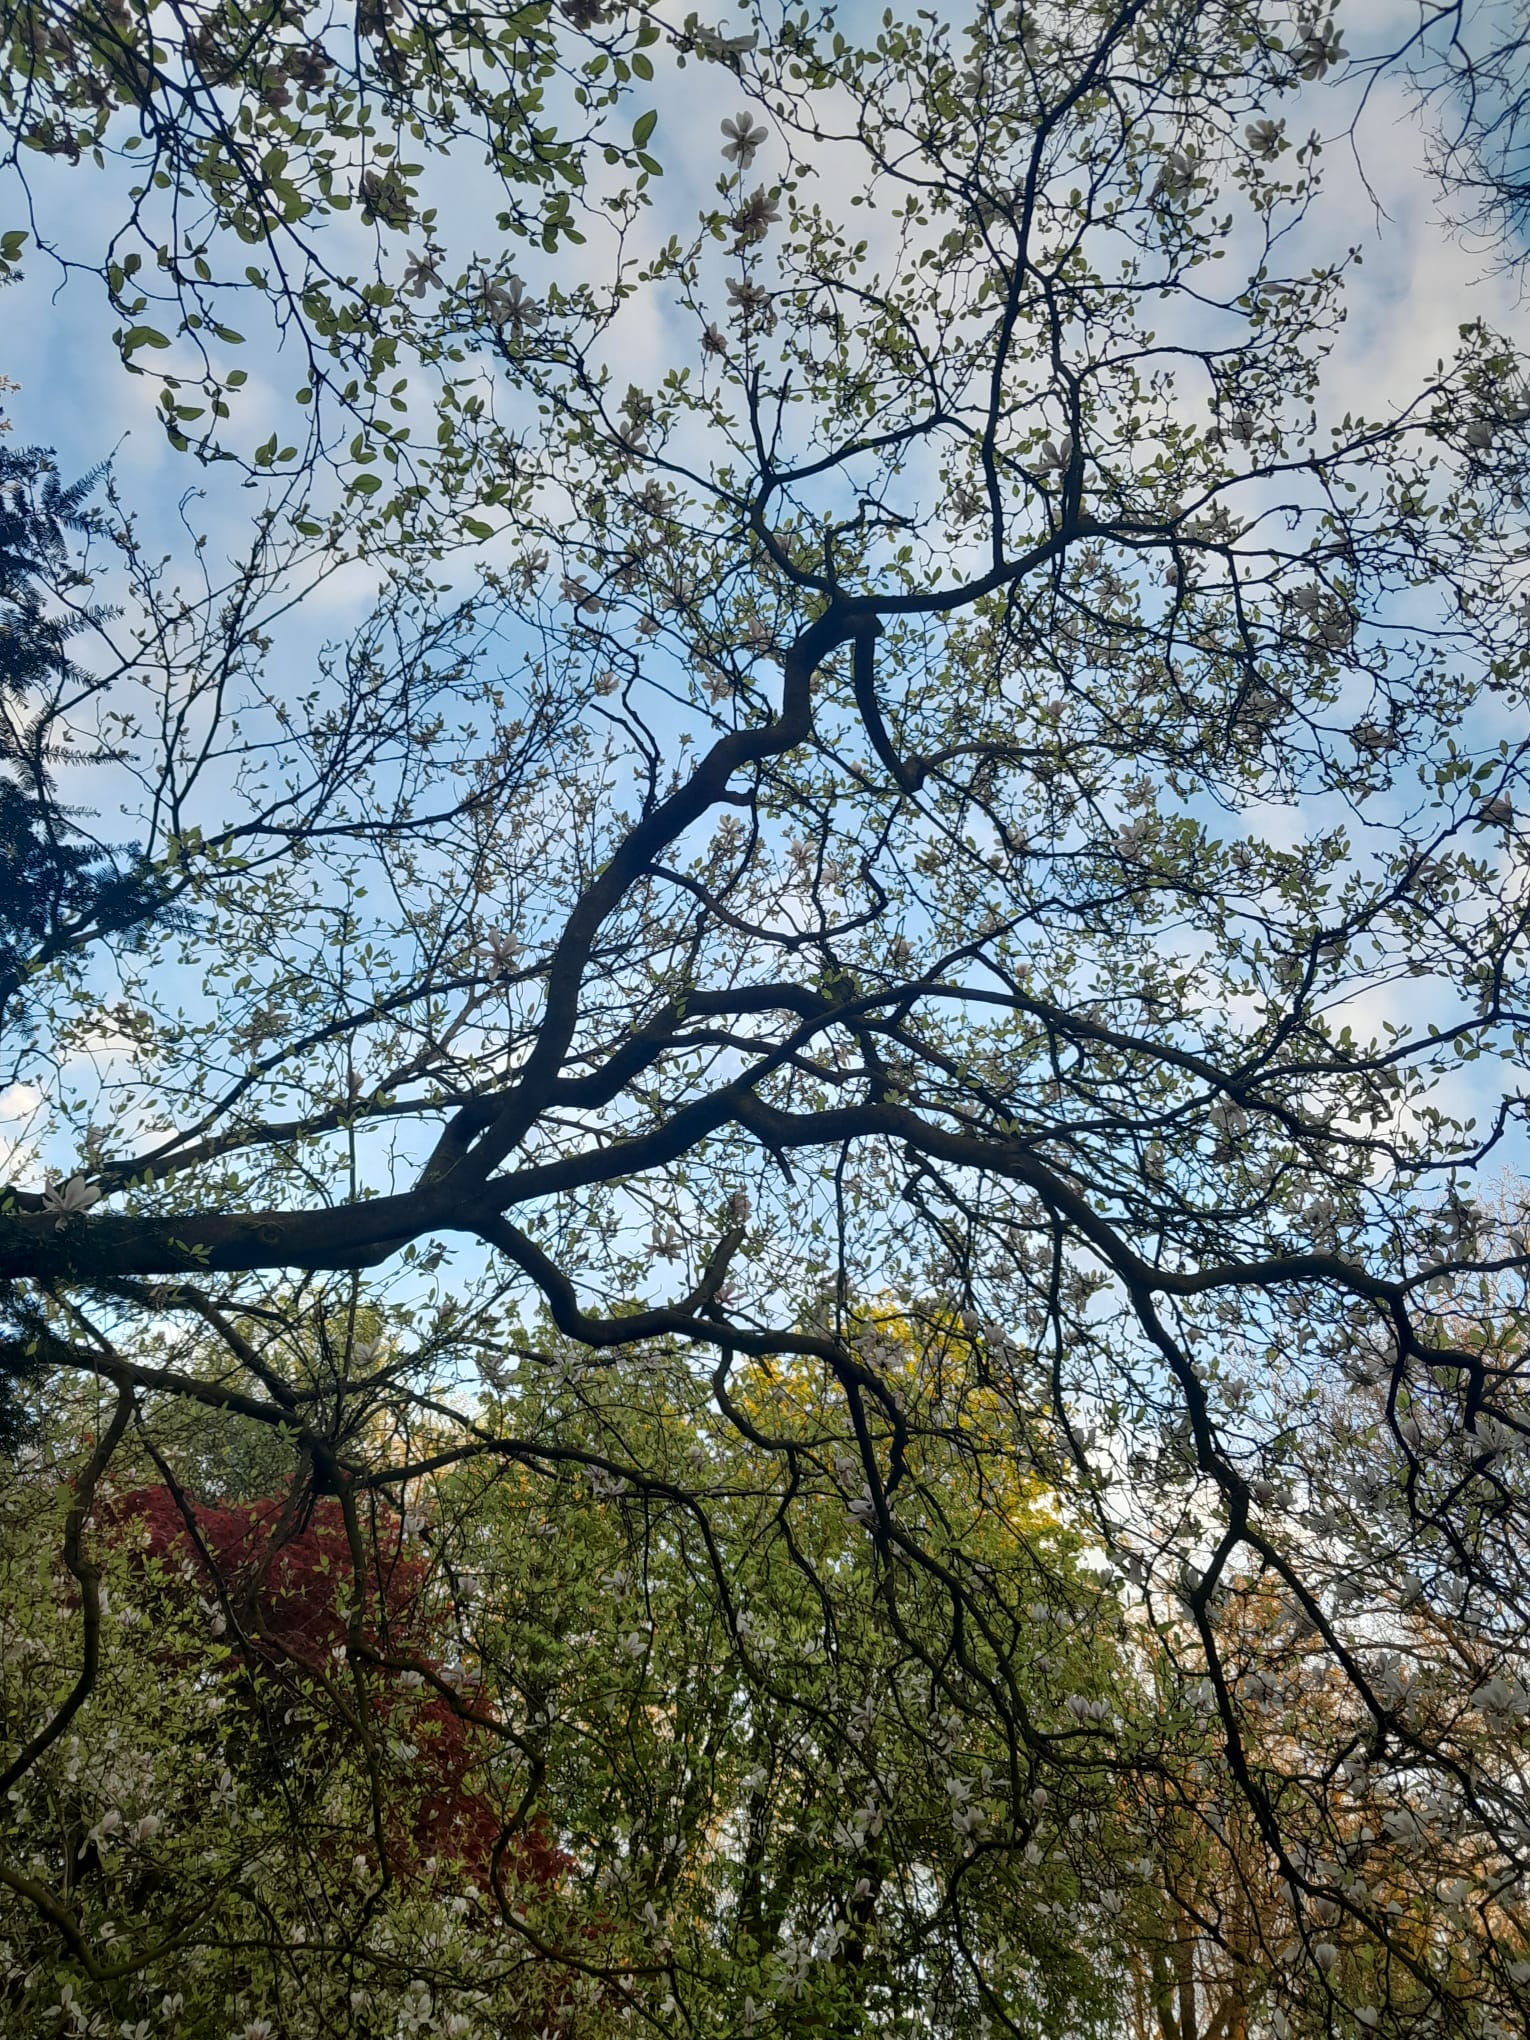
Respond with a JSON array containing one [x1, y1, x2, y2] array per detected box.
[[1, 6, 1529, 2038], [0, 435, 184, 1029]]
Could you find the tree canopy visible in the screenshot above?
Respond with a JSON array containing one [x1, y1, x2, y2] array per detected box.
[[3, 4, 1530, 2038]]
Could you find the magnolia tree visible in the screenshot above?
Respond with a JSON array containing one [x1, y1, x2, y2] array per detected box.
[[2, 1, 1530, 2037]]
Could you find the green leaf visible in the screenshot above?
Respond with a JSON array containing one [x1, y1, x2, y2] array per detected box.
[[632, 108, 657, 150]]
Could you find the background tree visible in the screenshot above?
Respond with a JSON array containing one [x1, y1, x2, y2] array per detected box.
[[0, 425, 188, 1048], [1, 5, 1530, 2039], [0, 1304, 1145, 2037]]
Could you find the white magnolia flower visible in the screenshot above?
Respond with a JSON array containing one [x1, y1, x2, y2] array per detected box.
[[42, 1174, 101, 1225], [1373, 1658, 1413, 1708], [1292, 17, 1345, 81], [732, 184, 782, 243], [648, 1221, 684, 1260], [1471, 1413, 1527, 1457], [1208, 1096, 1249, 1138], [479, 928, 524, 973], [559, 574, 603, 616], [720, 110, 768, 168], [244, 1002, 291, 1047], [481, 273, 542, 334], [1156, 147, 1195, 199], [1480, 792, 1514, 827], [1189, 502, 1239, 543], [631, 478, 675, 520], [1464, 417, 1495, 450], [1311, 1940, 1338, 1972], [402, 243, 445, 297], [693, 24, 758, 59], [1035, 433, 1074, 474], [1245, 117, 1285, 159], [846, 1797, 883, 1843], [49, 1982, 90, 2033], [1317, 600, 1355, 648], [87, 1806, 123, 1848]]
